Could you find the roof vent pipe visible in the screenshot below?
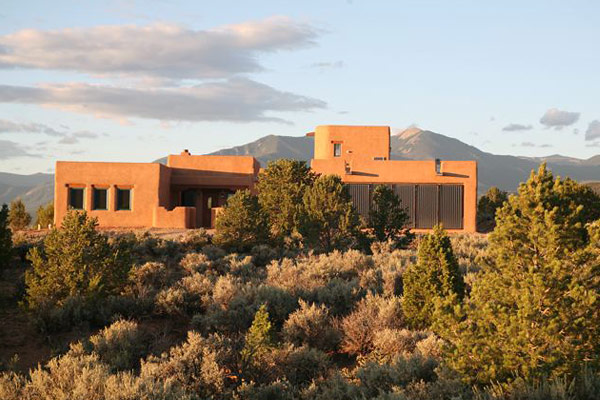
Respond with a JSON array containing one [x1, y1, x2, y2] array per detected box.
[[435, 158, 442, 175]]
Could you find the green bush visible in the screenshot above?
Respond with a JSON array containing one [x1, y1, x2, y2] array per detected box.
[[438, 164, 600, 384], [35, 202, 54, 229], [300, 175, 361, 252], [369, 184, 414, 248], [402, 225, 464, 329], [257, 159, 316, 245], [25, 211, 131, 315], [477, 186, 508, 232], [241, 304, 274, 372], [8, 198, 31, 231], [0, 204, 11, 269], [214, 189, 269, 252]]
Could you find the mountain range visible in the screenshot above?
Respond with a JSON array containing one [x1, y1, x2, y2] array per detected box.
[[3, 128, 599, 214]]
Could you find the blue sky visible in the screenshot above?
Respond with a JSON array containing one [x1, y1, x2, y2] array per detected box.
[[1, 0, 599, 174]]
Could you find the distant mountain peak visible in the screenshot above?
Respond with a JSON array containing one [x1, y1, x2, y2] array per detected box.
[[393, 126, 423, 139]]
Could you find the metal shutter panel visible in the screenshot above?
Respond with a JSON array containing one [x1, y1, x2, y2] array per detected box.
[[439, 185, 463, 229], [393, 184, 416, 228], [346, 184, 371, 221], [416, 184, 438, 229]]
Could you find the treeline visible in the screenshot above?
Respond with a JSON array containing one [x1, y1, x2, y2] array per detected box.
[[0, 163, 599, 399]]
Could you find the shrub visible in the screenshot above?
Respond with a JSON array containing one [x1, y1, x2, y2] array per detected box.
[[180, 228, 210, 251], [402, 225, 464, 330], [369, 184, 414, 248], [155, 273, 213, 316], [0, 204, 11, 269], [477, 186, 508, 232], [283, 300, 340, 351], [35, 202, 54, 229], [341, 293, 404, 355], [438, 164, 600, 384], [141, 331, 227, 398], [8, 198, 31, 231], [368, 329, 429, 363], [271, 345, 330, 387], [235, 380, 295, 400], [88, 319, 145, 371], [25, 211, 131, 312], [257, 159, 316, 244], [300, 174, 361, 252], [241, 304, 274, 371], [214, 189, 269, 252]]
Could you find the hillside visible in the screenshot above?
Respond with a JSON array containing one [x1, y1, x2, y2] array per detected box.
[[3, 128, 600, 211]]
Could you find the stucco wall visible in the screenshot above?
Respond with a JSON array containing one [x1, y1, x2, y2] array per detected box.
[[311, 158, 478, 232], [55, 161, 163, 228], [314, 125, 390, 162]]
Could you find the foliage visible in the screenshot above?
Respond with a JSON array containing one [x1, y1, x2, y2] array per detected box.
[[403, 225, 464, 330], [35, 202, 54, 229], [477, 186, 509, 232], [438, 164, 600, 384], [256, 159, 316, 244], [88, 319, 146, 372], [0, 204, 11, 269], [241, 304, 274, 371], [282, 299, 340, 351], [8, 198, 31, 231], [299, 174, 361, 252], [214, 189, 268, 252], [25, 210, 131, 311], [369, 184, 414, 247]]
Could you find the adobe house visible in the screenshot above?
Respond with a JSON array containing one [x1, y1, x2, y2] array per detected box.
[[54, 125, 477, 232]]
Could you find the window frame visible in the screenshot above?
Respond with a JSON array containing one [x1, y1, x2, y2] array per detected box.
[[116, 187, 132, 211], [333, 142, 342, 157], [68, 187, 85, 210], [92, 187, 109, 211]]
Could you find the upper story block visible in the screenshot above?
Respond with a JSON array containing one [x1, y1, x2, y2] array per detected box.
[[311, 125, 391, 162]]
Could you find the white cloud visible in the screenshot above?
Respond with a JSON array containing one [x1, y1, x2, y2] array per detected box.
[[539, 108, 580, 129], [0, 17, 319, 80], [585, 120, 600, 141], [0, 78, 326, 123], [0, 119, 65, 136], [0, 139, 37, 159], [310, 60, 344, 69], [502, 123, 532, 132]]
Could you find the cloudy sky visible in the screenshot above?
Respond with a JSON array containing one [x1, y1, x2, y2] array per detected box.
[[0, 0, 599, 174]]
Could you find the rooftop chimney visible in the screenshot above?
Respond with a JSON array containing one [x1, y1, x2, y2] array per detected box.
[[181, 149, 191, 156], [435, 158, 442, 175]]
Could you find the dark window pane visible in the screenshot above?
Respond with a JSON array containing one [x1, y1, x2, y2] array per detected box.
[[333, 143, 341, 157], [93, 188, 108, 210], [69, 188, 84, 210], [181, 189, 196, 207], [117, 189, 131, 211]]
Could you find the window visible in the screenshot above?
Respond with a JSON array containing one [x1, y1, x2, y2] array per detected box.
[[373, 156, 386, 161], [92, 188, 108, 210], [116, 188, 131, 211], [68, 188, 85, 210], [333, 143, 342, 157]]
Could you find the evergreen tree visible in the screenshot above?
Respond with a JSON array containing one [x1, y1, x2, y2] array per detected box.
[[256, 159, 316, 244], [35, 202, 54, 228], [25, 210, 131, 310], [213, 189, 268, 251], [403, 225, 464, 330], [241, 304, 274, 370], [299, 174, 361, 252], [369, 184, 413, 247], [476, 186, 508, 232], [8, 198, 31, 231], [437, 164, 600, 384], [0, 204, 12, 269]]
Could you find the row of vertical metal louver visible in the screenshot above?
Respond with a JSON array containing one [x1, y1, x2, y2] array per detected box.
[[346, 184, 464, 229]]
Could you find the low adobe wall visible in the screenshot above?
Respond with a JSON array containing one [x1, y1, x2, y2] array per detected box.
[[153, 206, 196, 229]]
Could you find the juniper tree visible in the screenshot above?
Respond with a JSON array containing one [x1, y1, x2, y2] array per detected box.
[[8, 198, 31, 231], [256, 159, 316, 244], [213, 189, 268, 251], [369, 184, 413, 247], [25, 210, 131, 310], [402, 225, 464, 330], [241, 304, 274, 371], [0, 204, 12, 269], [437, 164, 600, 384], [35, 202, 54, 228], [476, 186, 508, 232], [299, 174, 361, 252]]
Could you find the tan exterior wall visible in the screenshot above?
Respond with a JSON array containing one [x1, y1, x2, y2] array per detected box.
[[314, 125, 390, 162], [55, 161, 165, 228]]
